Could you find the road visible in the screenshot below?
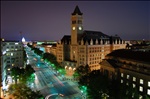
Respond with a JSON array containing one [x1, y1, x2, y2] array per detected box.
[[25, 46, 82, 99]]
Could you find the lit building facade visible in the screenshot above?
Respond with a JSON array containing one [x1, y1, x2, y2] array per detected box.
[[100, 56, 150, 98], [1, 40, 24, 90], [56, 6, 126, 71]]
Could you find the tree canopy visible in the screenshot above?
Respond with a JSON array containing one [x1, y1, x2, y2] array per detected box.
[[8, 83, 43, 99]]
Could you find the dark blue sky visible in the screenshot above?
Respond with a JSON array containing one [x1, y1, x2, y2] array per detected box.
[[1, 1, 150, 41]]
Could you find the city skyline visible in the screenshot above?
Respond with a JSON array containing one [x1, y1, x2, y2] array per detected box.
[[1, 1, 150, 41]]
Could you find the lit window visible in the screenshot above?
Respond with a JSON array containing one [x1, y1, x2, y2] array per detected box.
[[121, 73, 124, 77], [11, 53, 13, 56], [139, 95, 143, 99], [15, 43, 18, 45], [140, 79, 144, 84], [2, 51, 6, 55], [133, 84, 136, 88], [147, 89, 150, 95], [121, 79, 123, 83], [127, 75, 130, 79], [148, 81, 150, 87], [139, 86, 143, 92], [7, 53, 10, 56], [12, 64, 14, 66], [133, 77, 136, 82]]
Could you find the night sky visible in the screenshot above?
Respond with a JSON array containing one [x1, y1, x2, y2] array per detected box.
[[1, 1, 150, 41]]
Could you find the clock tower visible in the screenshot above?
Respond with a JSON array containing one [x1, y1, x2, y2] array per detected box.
[[70, 6, 83, 62], [71, 5, 83, 45]]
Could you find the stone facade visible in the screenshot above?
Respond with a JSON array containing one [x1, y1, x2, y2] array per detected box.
[[100, 57, 150, 97], [45, 6, 126, 71], [55, 6, 126, 71]]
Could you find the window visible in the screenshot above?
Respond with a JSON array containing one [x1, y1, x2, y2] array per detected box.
[[127, 75, 130, 79], [126, 82, 129, 86], [133, 84, 136, 88], [139, 95, 143, 99], [148, 81, 150, 87], [78, 20, 82, 24], [139, 86, 143, 92], [7, 53, 10, 56], [11, 53, 13, 56], [121, 73, 124, 77], [133, 77, 136, 82], [72, 21, 76, 24], [147, 89, 150, 95], [140, 79, 144, 84], [121, 79, 123, 83]]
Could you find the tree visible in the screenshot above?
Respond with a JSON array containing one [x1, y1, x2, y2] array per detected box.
[[23, 64, 35, 84], [10, 67, 24, 84], [78, 70, 110, 99], [8, 83, 43, 99], [76, 64, 91, 76], [10, 64, 35, 84], [76, 65, 85, 75], [84, 64, 91, 74]]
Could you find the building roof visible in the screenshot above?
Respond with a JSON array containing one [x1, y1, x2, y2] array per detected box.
[[2, 40, 20, 42], [72, 5, 83, 15], [79, 30, 121, 45], [61, 35, 71, 44], [80, 30, 110, 41], [60, 30, 123, 45], [107, 49, 150, 63], [100, 59, 118, 69]]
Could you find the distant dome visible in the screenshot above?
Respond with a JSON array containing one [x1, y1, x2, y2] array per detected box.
[[22, 37, 25, 42]]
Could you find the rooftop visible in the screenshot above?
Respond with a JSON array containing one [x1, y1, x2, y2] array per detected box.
[[107, 49, 150, 63], [72, 5, 83, 15]]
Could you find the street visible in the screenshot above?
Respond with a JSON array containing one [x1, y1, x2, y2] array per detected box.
[[25, 46, 82, 99]]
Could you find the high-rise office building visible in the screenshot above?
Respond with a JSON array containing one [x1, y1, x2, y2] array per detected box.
[[1, 40, 24, 90]]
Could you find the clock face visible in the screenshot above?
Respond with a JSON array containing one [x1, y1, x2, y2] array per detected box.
[[72, 27, 75, 30], [79, 27, 82, 30]]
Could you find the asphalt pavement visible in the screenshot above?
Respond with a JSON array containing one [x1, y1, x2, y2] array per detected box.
[[25, 47, 83, 99]]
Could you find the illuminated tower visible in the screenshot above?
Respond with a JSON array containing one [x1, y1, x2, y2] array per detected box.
[[70, 6, 83, 61], [71, 5, 83, 45]]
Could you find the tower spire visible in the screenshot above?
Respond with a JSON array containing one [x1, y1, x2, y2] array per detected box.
[[72, 5, 83, 15]]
